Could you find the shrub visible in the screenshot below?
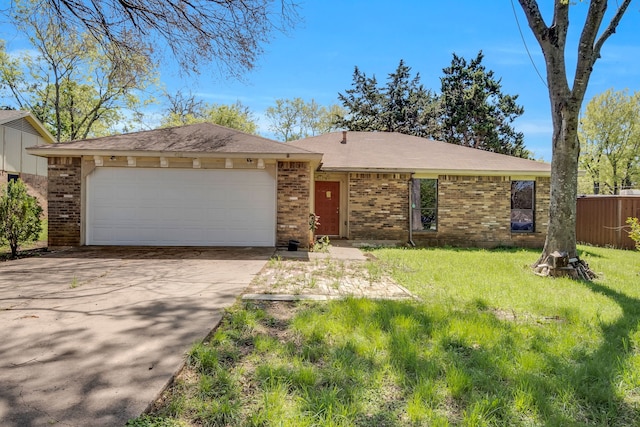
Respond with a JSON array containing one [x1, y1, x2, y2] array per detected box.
[[0, 179, 43, 258], [627, 217, 640, 250]]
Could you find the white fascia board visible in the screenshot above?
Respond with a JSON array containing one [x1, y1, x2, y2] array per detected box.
[[25, 148, 323, 161], [319, 167, 551, 177]]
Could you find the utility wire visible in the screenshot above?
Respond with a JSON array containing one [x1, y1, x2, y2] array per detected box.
[[510, 0, 548, 88]]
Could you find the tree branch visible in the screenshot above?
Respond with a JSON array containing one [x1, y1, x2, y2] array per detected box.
[[516, 0, 549, 46], [573, 0, 632, 104], [43, 0, 298, 76]]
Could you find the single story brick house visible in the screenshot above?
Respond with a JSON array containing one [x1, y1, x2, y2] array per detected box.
[[28, 124, 551, 249], [1, 110, 54, 209]]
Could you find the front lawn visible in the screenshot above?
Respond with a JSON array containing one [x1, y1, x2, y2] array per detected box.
[[131, 245, 640, 426]]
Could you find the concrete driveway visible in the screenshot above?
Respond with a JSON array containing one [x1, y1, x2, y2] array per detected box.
[[0, 247, 272, 427]]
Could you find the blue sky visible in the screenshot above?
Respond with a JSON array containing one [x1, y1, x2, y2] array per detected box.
[[3, 1, 640, 160], [158, 1, 640, 161]]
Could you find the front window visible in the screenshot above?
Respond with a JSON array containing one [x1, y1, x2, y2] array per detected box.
[[511, 180, 534, 232], [412, 178, 437, 231]]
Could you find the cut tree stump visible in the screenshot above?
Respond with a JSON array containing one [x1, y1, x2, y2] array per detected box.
[[534, 251, 597, 280]]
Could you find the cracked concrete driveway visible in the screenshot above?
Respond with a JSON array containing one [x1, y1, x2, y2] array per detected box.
[[0, 246, 272, 427]]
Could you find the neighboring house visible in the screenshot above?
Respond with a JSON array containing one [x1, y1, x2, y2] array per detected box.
[[1, 110, 55, 209], [28, 124, 551, 249]]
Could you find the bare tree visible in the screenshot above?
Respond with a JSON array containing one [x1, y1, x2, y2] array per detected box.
[[517, 0, 632, 277], [26, 0, 298, 76], [164, 90, 206, 120]]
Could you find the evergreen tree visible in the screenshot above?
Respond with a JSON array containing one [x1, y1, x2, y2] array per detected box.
[[439, 51, 529, 158], [336, 61, 439, 137], [335, 67, 383, 132], [381, 60, 440, 137]]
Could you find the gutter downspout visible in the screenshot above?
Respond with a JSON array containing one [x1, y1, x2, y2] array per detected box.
[[408, 175, 416, 247]]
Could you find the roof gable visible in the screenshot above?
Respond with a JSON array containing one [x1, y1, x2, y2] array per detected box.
[[0, 110, 55, 143]]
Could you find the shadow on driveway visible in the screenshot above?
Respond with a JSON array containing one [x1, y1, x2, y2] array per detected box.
[[0, 247, 273, 427]]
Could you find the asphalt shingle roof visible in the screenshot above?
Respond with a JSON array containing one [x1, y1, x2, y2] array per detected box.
[[0, 110, 31, 124], [289, 131, 550, 175], [28, 122, 319, 157]]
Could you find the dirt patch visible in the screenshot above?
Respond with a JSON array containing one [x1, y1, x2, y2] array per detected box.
[[244, 256, 414, 300]]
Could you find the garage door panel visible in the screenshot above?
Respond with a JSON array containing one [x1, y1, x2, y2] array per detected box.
[[87, 168, 276, 246]]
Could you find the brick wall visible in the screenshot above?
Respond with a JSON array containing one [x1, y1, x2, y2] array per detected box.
[[47, 157, 81, 247], [413, 175, 547, 248], [348, 173, 409, 240], [277, 161, 311, 248]]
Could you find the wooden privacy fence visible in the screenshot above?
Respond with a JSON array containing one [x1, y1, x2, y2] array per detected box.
[[576, 196, 640, 249]]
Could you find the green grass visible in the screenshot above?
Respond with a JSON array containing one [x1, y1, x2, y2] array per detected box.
[[131, 245, 640, 426]]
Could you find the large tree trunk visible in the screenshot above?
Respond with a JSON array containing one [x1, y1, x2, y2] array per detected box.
[[538, 102, 580, 263], [532, 95, 595, 279], [517, 0, 631, 280]]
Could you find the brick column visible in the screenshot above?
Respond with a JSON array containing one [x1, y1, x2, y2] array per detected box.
[[277, 161, 311, 248], [48, 157, 81, 247]]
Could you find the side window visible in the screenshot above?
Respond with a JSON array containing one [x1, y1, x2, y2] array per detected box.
[[511, 180, 534, 232], [412, 178, 437, 231]]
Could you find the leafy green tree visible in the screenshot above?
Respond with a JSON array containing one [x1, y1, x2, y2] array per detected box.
[[439, 51, 529, 158], [0, 0, 156, 141], [161, 92, 257, 134], [302, 100, 344, 137], [627, 217, 640, 250], [206, 104, 258, 134], [265, 98, 342, 141], [579, 89, 640, 194], [0, 179, 43, 259], [336, 60, 439, 137], [517, 0, 632, 272]]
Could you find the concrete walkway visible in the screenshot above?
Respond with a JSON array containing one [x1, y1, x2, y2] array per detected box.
[[0, 247, 271, 427]]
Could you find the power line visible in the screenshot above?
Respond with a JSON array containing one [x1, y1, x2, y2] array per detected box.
[[510, 0, 548, 89]]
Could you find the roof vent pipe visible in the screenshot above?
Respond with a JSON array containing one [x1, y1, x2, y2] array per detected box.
[[341, 130, 347, 144]]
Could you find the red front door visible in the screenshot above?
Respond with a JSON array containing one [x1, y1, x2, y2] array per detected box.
[[315, 181, 340, 236]]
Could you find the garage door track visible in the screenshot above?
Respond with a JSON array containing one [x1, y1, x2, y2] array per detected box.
[[0, 247, 272, 427]]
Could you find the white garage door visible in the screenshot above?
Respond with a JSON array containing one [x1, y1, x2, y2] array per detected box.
[[87, 167, 276, 246]]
